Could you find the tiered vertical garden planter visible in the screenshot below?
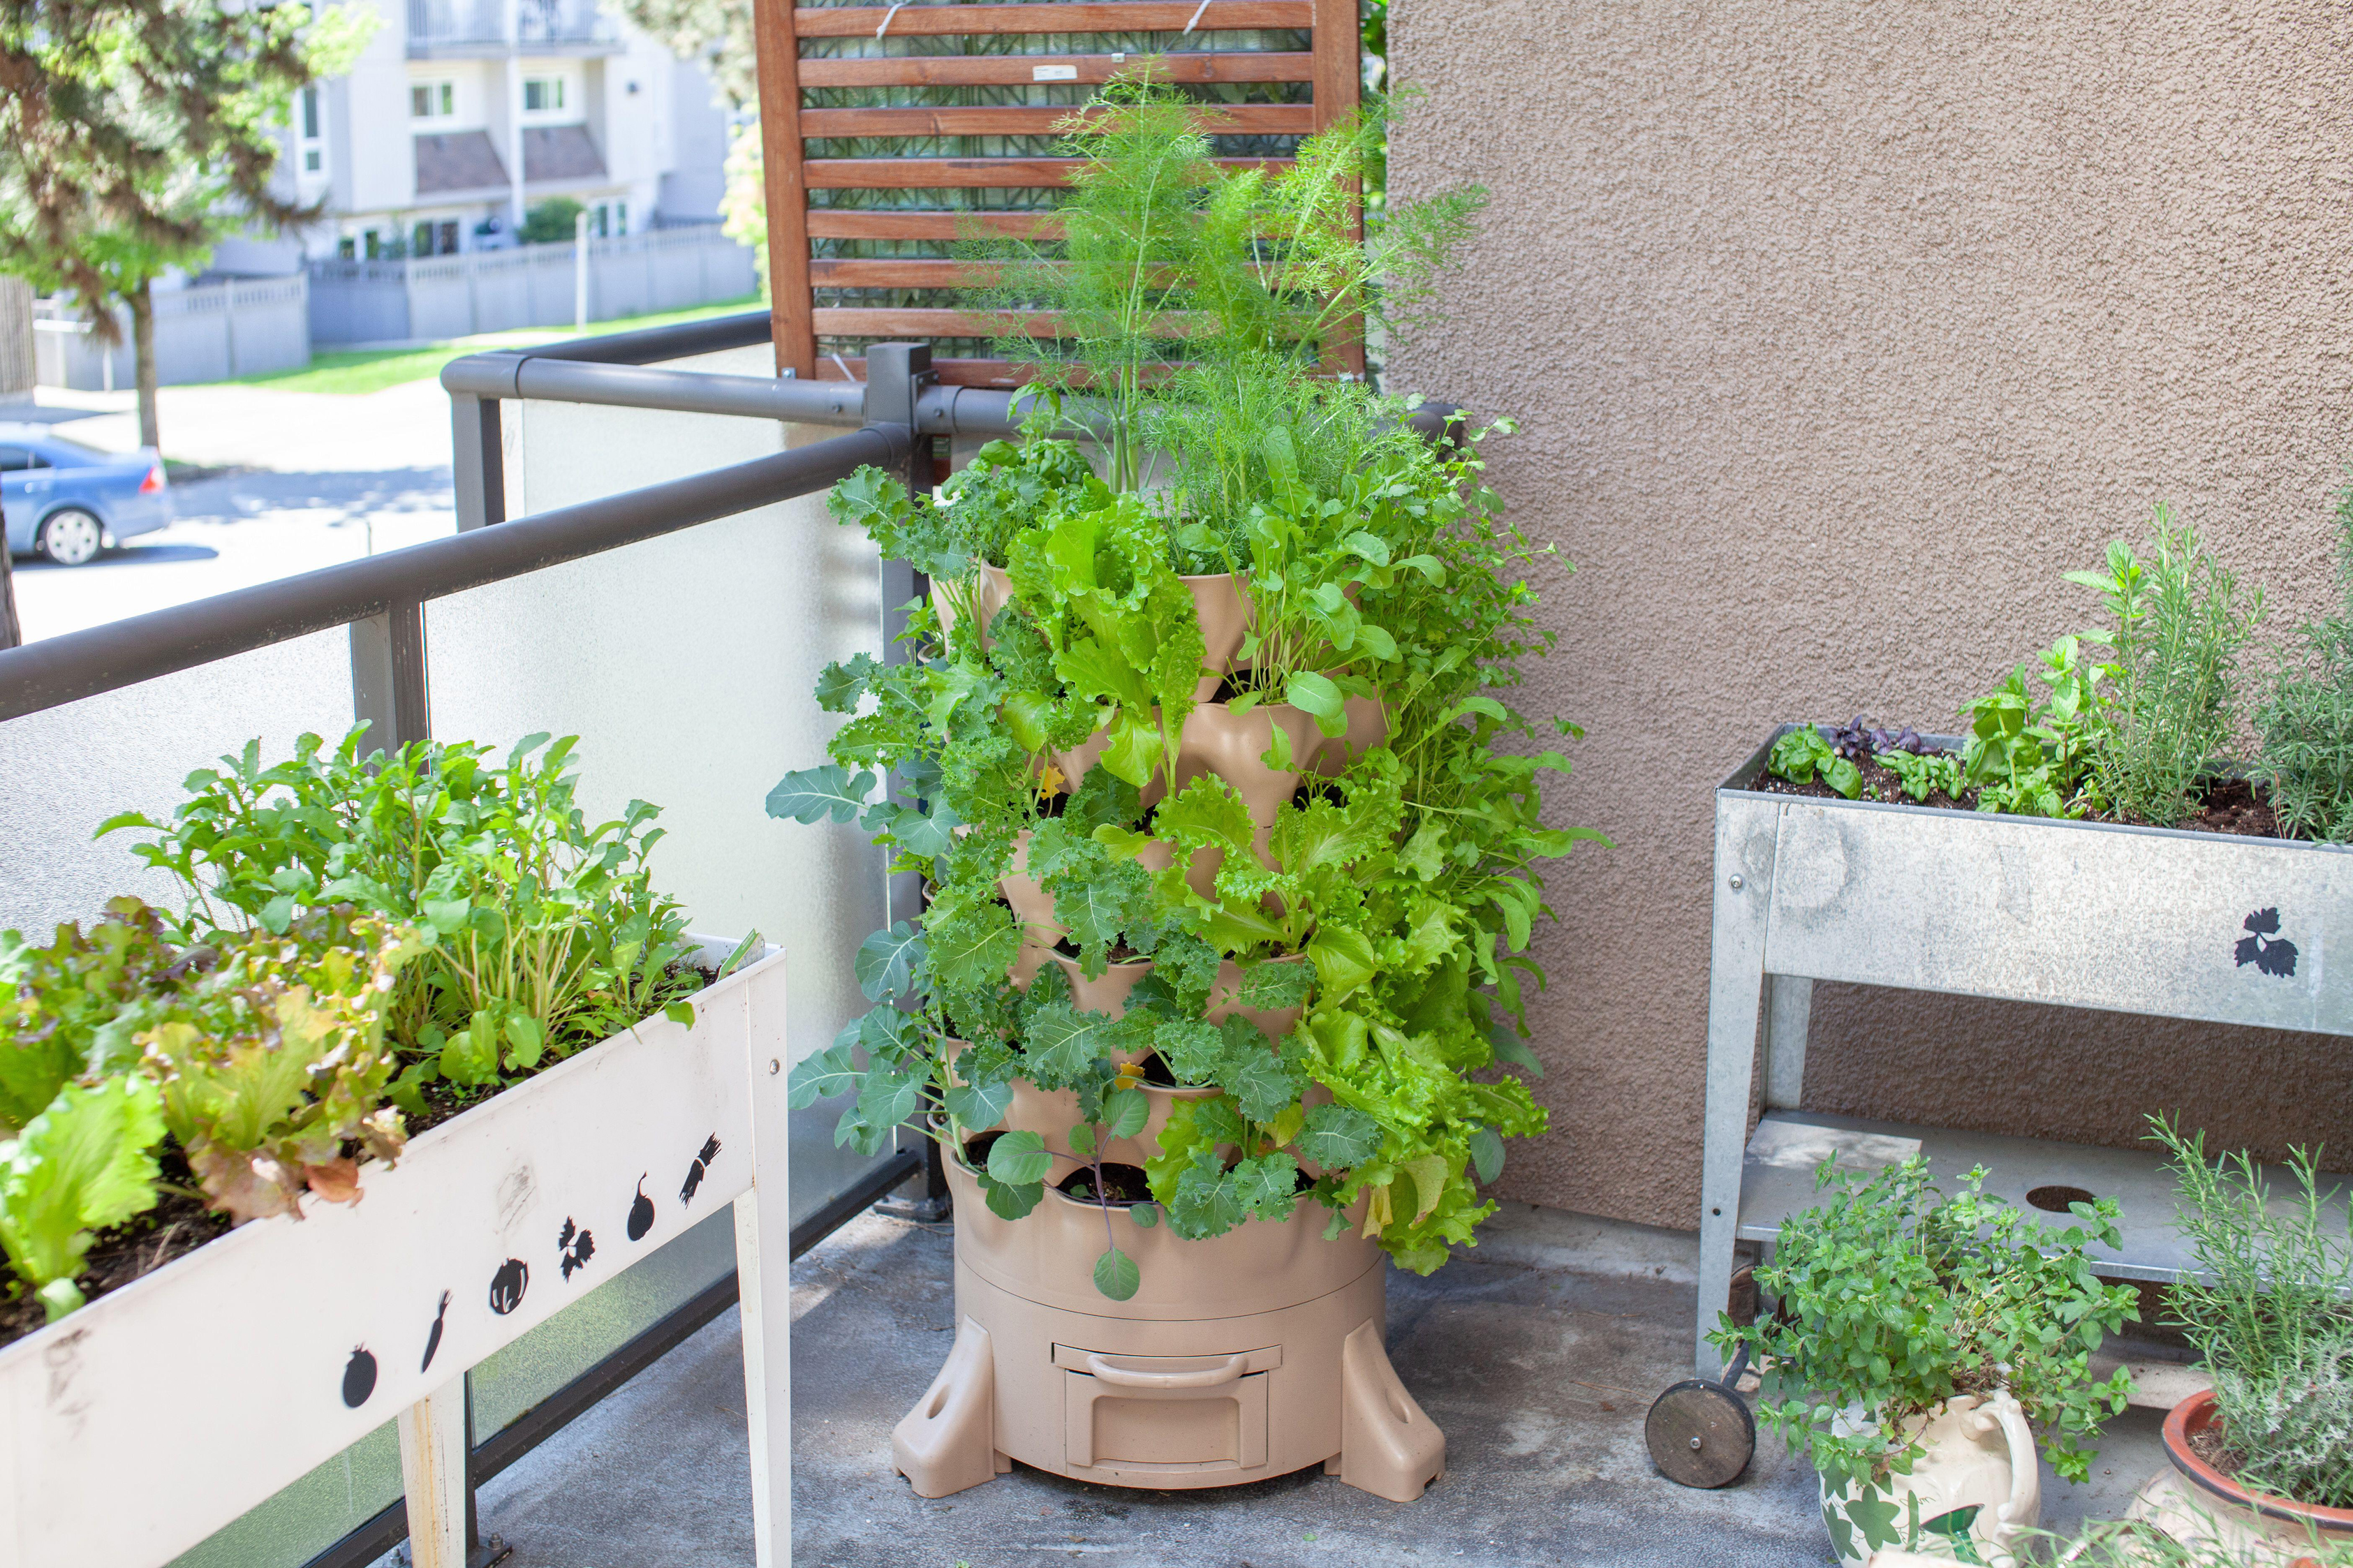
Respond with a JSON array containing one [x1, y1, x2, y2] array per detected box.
[[0, 942, 796, 1568]]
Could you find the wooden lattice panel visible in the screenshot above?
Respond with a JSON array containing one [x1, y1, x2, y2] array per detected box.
[[751, 0, 1362, 385]]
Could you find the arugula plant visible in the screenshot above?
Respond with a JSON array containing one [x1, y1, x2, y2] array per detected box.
[[100, 729, 719, 1104], [1712, 1155, 2136, 1563]]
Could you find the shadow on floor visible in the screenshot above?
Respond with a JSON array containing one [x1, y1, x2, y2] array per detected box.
[[450, 1204, 2168, 1568]]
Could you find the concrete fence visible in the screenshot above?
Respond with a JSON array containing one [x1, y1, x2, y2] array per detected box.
[[34, 275, 311, 391], [308, 225, 758, 346]]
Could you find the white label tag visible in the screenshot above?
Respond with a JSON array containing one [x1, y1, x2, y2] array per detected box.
[[1032, 64, 1078, 81]]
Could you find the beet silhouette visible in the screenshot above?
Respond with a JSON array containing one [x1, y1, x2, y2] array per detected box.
[[420, 1290, 451, 1373], [680, 1133, 721, 1206], [626, 1176, 654, 1241], [342, 1346, 377, 1408], [489, 1257, 529, 1315]]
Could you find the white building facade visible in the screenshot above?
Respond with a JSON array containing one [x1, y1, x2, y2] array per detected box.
[[274, 0, 733, 263]]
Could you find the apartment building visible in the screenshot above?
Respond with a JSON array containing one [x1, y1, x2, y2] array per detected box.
[[233, 0, 733, 266]]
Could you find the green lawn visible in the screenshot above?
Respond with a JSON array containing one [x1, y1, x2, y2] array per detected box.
[[215, 296, 767, 396]]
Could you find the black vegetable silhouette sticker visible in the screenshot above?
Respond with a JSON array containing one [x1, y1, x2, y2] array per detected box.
[[559, 1217, 596, 1281], [680, 1134, 721, 1206], [2235, 908, 2299, 978], [627, 1176, 654, 1242], [420, 1291, 450, 1373], [342, 1346, 377, 1408], [489, 1257, 529, 1315]]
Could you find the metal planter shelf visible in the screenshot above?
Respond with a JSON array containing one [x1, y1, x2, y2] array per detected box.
[[1697, 727, 2353, 1375]]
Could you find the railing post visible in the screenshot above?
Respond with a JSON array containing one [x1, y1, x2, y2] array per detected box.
[[0, 506, 20, 651], [862, 341, 933, 933], [452, 392, 506, 531], [350, 598, 430, 752]]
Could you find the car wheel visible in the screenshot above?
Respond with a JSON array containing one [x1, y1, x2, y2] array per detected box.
[[38, 509, 103, 568]]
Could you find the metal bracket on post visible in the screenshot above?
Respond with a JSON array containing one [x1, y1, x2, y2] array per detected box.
[[451, 392, 506, 532], [350, 599, 431, 753]]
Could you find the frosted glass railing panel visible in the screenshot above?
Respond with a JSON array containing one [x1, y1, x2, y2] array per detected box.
[[429, 391, 892, 1236], [0, 628, 355, 935]]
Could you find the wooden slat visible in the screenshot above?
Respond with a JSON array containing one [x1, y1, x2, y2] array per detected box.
[[814, 308, 1209, 338], [806, 209, 1063, 240], [814, 357, 1034, 387], [803, 155, 1290, 189], [794, 3, 1310, 38], [753, 0, 813, 375], [794, 51, 1313, 88], [810, 258, 1001, 287], [1309, 0, 1363, 376], [798, 103, 1315, 138]]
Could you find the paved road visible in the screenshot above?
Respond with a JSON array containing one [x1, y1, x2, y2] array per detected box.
[[4, 378, 457, 641]]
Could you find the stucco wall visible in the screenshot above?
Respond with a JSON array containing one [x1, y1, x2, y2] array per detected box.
[[1388, 1, 2353, 1230]]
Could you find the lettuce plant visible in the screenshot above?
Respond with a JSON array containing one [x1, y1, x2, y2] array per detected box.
[[0, 1075, 167, 1321]]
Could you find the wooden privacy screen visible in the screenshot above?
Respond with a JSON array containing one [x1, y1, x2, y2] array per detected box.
[[750, 0, 1362, 387]]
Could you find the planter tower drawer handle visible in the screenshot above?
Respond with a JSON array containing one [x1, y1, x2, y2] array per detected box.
[[1083, 1352, 1248, 1390]]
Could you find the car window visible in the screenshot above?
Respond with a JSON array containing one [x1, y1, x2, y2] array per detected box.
[[0, 446, 31, 473], [36, 437, 109, 468]]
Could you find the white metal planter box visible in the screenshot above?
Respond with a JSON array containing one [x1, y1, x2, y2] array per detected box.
[[0, 941, 795, 1568], [1697, 730, 2353, 1373]]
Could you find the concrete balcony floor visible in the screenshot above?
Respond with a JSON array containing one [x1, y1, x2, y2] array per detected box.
[[446, 1203, 2174, 1567]]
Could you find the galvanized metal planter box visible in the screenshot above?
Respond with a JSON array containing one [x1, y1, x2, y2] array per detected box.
[[0, 942, 795, 1568], [1697, 727, 2353, 1374]]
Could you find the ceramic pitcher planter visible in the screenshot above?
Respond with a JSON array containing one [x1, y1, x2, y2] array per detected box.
[[1820, 1393, 2040, 1568], [2123, 1390, 2353, 1561]]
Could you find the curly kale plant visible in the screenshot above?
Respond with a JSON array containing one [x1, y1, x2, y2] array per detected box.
[[1714, 1155, 2137, 1553]]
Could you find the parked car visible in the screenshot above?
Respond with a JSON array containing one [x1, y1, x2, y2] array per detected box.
[[0, 424, 174, 566]]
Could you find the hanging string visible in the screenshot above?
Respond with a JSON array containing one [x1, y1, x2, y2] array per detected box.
[[875, 1, 905, 38], [1182, 0, 1211, 34]]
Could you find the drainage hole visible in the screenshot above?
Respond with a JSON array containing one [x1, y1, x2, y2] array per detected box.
[[2027, 1184, 2097, 1213]]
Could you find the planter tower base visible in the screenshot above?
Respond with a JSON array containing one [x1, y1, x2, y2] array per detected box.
[[891, 1160, 1444, 1500]]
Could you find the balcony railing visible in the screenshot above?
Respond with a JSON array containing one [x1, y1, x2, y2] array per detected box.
[[407, 0, 618, 50]]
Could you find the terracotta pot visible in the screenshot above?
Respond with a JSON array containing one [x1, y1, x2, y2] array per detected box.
[[1820, 1393, 2039, 1568], [2123, 1390, 2353, 1560], [1205, 954, 1308, 1040], [1311, 695, 1391, 778], [1049, 715, 1168, 808], [891, 1154, 1443, 1502], [1183, 572, 1252, 703], [1036, 950, 1154, 1023], [1172, 702, 1329, 870], [1001, 831, 1068, 948], [929, 563, 1015, 649]]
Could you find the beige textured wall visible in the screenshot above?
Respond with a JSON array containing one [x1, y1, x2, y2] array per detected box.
[[1389, 1, 2353, 1230]]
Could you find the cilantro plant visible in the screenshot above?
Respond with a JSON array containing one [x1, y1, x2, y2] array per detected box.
[[1713, 1157, 2137, 1563]]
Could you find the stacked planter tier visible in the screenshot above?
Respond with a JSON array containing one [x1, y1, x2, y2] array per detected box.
[[1699, 727, 2353, 1375], [0, 942, 795, 1568], [892, 572, 1441, 1502]]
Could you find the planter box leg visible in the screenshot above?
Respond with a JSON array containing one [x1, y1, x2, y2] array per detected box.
[[1698, 799, 1780, 1376], [737, 990, 793, 1568], [396, 1376, 471, 1568]]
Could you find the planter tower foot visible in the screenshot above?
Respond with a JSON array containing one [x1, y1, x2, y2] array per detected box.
[[892, 1315, 1007, 1497], [1327, 1319, 1446, 1501]]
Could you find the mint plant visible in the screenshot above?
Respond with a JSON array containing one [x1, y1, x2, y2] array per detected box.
[[1713, 1157, 2136, 1563]]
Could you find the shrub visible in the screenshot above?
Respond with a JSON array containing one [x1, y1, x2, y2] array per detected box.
[[2151, 1113, 2353, 1509], [2068, 506, 2264, 824], [2257, 474, 2353, 841], [520, 197, 584, 245]]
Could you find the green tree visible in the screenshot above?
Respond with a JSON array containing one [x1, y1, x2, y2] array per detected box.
[[0, 0, 371, 448]]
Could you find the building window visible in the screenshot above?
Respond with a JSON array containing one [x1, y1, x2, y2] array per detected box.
[[438, 219, 460, 254], [410, 81, 455, 119], [337, 236, 356, 259], [300, 86, 325, 175], [522, 77, 566, 114], [589, 202, 628, 238]]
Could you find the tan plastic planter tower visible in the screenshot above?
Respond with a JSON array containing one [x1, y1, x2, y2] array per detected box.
[[892, 1151, 1445, 1500]]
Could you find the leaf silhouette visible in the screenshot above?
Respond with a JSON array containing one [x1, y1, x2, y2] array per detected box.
[[2257, 936, 2300, 978], [2245, 907, 2282, 935], [2236, 935, 2265, 968]]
